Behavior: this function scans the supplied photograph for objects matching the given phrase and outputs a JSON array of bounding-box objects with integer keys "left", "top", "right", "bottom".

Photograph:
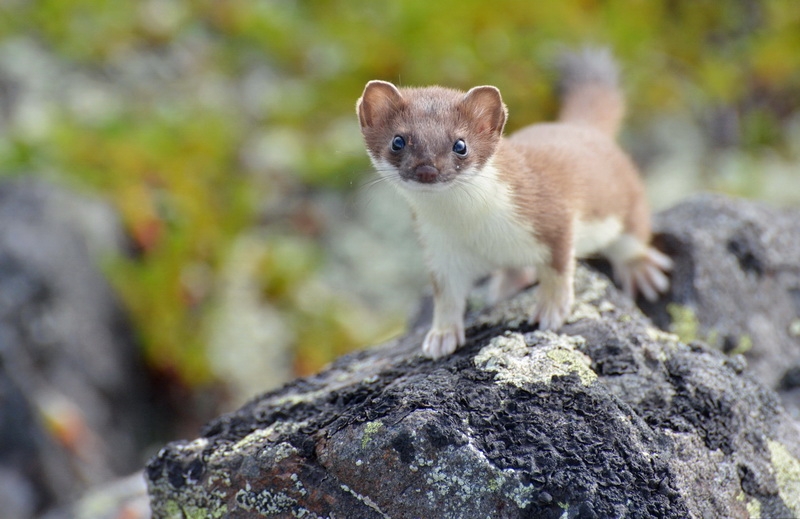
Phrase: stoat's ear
[
  {"left": 357, "top": 80, "right": 404, "bottom": 128},
  {"left": 461, "top": 86, "right": 507, "bottom": 136}
]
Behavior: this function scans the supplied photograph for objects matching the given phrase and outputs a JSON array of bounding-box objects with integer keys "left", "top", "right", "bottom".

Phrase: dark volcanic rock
[
  {"left": 147, "top": 266, "right": 800, "bottom": 518},
  {"left": 642, "top": 194, "right": 800, "bottom": 420}
]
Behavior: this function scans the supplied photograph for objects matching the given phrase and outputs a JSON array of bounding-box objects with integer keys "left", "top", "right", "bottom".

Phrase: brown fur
[{"left": 497, "top": 122, "right": 649, "bottom": 272}]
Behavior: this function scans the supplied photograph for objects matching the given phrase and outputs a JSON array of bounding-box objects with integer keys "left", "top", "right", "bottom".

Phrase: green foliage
[
  {"left": 52, "top": 108, "right": 252, "bottom": 383},
  {"left": 0, "top": 0, "right": 797, "bottom": 386}
]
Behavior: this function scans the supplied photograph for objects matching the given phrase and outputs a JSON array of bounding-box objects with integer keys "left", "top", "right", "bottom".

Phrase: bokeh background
[{"left": 0, "top": 0, "right": 799, "bottom": 516}]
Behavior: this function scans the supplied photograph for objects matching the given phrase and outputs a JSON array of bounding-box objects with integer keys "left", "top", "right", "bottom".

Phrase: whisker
[
  {"left": 352, "top": 172, "right": 402, "bottom": 210},
  {"left": 453, "top": 174, "right": 488, "bottom": 207}
]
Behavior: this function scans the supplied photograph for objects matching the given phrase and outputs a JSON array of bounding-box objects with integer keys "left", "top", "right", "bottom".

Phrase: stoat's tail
[{"left": 557, "top": 48, "right": 625, "bottom": 137}]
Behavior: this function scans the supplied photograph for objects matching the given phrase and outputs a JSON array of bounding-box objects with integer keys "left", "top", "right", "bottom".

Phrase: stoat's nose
[{"left": 414, "top": 164, "right": 439, "bottom": 184}]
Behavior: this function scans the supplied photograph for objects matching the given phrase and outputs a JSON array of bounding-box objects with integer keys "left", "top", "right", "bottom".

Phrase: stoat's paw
[
  {"left": 422, "top": 324, "right": 465, "bottom": 360},
  {"left": 616, "top": 247, "right": 673, "bottom": 302},
  {"left": 530, "top": 285, "right": 573, "bottom": 331}
]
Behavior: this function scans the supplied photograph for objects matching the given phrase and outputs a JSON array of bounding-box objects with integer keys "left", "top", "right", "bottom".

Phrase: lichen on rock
[
  {"left": 474, "top": 331, "right": 596, "bottom": 387},
  {"left": 769, "top": 441, "right": 800, "bottom": 516}
]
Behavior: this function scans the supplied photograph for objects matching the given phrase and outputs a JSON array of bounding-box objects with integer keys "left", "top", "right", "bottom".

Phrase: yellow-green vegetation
[{"left": 0, "top": 1, "right": 798, "bottom": 388}]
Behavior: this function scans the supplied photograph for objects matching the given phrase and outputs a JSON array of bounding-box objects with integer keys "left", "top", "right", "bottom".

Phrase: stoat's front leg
[
  {"left": 529, "top": 231, "right": 575, "bottom": 331},
  {"left": 530, "top": 264, "right": 575, "bottom": 331},
  {"left": 422, "top": 261, "right": 478, "bottom": 359}
]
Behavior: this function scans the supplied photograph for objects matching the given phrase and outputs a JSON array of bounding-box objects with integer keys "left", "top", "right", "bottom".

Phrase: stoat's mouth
[
  {"left": 397, "top": 174, "right": 455, "bottom": 192},
  {"left": 396, "top": 164, "right": 460, "bottom": 191}
]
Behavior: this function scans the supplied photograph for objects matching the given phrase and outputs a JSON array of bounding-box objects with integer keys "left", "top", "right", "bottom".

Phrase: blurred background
[{"left": 0, "top": 0, "right": 798, "bottom": 517}]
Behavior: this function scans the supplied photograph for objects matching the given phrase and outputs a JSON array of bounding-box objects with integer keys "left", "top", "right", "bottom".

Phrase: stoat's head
[{"left": 357, "top": 80, "right": 507, "bottom": 191}]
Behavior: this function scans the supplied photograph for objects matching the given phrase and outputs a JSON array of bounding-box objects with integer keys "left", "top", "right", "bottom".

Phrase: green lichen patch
[
  {"left": 235, "top": 487, "right": 304, "bottom": 517},
  {"left": 147, "top": 437, "right": 234, "bottom": 519},
  {"left": 463, "top": 463, "right": 542, "bottom": 510},
  {"left": 566, "top": 269, "right": 615, "bottom": 323},
  {"left": 735, "top": 490, "right": 762, "bottom": 518},
  {"left": 573, "top": 267, "right": 612, "bottom": 305},
  {"left": 545, "top": 345, "right": 597, "bottom": 386},
  {"left": 667, "top": 303, "right": 700, "bottom": 343},
  {"left": 474, "top": 332, "right": 596, "bottom": 387},
  {"left": 730, "top": 334, "right": 753, "bottom": 355},
  {"left": 271, "top": 387, "right": 333, "bottom": 407},
  {"left": 419, "top": 438, "right": 536, "bottom": 509},
  {"left": 231, "top": 480, "right": 333, "bottom": 518},
  {"left": 361, "top": 420, "right": 384, "bottom": 449},
  {"left": 566, "top": 277, "right": 612, "bottom": 322},
  {"left": 339, "top": 483, "right": 391, "bottom": 519},
  {"left": 151, "top": 485, "right": 229, "bottom": 519},
  {"left": 567, "top": 301, "right": 603, "bottom": 324},
  {"left": 222, "top": 420, "right": 305, "bottom": 461},
  {"left": 747, "top": 498, "right": 762, "bottom": 519},
  {"left": 768, "top": 440, "right": 800, "bottom": 516},
  {"left": 666, "top": 304, "right": 746, "bottom": 354},
  {"left": 271, "top": 442, "right": 300, "bottom": 463}
]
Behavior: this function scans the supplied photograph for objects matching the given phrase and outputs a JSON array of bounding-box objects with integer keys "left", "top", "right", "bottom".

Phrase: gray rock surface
[
  {"left": 0, "top": 180, "right": 157, "bottom": 518},
  {"left": 641, "top": 194, "right": 800, "bottom": 419},
  {"left": 146, "top": 264, "right": 800, "bottom": 518}
]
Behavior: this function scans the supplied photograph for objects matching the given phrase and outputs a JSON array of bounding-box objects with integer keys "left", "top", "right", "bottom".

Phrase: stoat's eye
[
  {"left": 452, "top": 139, "right": 467, "bottom": 157},
  {"left": 390, "top": 135, "right": 406, "bottom": 152}
]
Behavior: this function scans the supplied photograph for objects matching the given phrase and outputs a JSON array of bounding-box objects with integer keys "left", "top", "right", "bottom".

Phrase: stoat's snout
[{"left": 407, "top": 164, "right": 439, "bottom": 184}]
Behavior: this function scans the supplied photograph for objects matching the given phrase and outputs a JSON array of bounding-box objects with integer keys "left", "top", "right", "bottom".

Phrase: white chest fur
[{"left": 396, "top": 163, "right": 551, "bottom": 277}]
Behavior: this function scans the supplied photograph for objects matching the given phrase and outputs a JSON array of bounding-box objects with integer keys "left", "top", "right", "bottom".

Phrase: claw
[
  {"left": 614, "top": 246, "right": 672, "bottom": 301},
  {"left": 530, "top": 277, "right": 573, "bottom": 331},
  {"left": 532, "top": 301, "right": 570, "bottom": 331},
  {"left": 646, "top": 247, "right": 673, "bottom": 271},
  {"left": 634, "top": 268, "right": 658, "bottom": 301},
  {"left": 422, "top": 324, "right": 465, "bottom": 359},
  {"left": 644, "top": 263, "right": 669, "bottom": 293}
]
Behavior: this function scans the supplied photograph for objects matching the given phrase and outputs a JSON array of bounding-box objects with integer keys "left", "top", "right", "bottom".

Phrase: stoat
[{"left": 356, "top": 49, "right": 672, "bottom": 359}]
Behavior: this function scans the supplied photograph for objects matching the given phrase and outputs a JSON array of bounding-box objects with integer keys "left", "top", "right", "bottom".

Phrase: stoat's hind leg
[
  {"left": 487, "top": 266, "right": 538, "bottom": 305},
  {"left": 605, "top": 234, "right": 673, "bottom": 301}
]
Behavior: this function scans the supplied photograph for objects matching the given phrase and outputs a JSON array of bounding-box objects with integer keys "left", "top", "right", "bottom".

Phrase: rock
[
  {"left": 0, "top": 180, "right": 159, "bottom": 517},
  {"left": 146, "top": 265, "right": 800, "bottom": 518},
  {"left": 641, "top": 194, "right": 800, "bottom": 420}
]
